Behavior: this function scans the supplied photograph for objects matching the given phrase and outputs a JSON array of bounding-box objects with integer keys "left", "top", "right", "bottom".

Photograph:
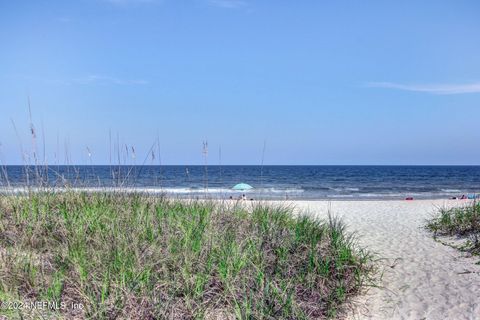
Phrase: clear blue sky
[{"left": 1, "top": 0, "right": 479, "bottom": 165}]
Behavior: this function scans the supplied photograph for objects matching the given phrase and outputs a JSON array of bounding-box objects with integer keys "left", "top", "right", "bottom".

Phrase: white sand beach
[{"left": 290, "top": 200, "right": 480, "bottom": 320}]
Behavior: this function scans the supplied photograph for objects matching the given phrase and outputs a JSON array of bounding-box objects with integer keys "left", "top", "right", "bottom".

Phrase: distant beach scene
[{"left": 2, "top": 165, "right": 480, "bottom": 200}]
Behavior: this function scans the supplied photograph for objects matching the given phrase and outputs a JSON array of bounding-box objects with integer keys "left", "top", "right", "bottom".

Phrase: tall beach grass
[
  {"left": 426, "top": 201, "right": 480, "bottom": 255},
  {"left": 0, "top": 192, "right": 375, "bottom": 319}
]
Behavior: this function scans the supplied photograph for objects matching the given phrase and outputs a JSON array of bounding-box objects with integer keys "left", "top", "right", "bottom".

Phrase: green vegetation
[
  {"left": 0, "top": 192, "right": 375, "bottom": 319},
  {"left": 426, "top": 201, "right": 480, "bottom": 255}
]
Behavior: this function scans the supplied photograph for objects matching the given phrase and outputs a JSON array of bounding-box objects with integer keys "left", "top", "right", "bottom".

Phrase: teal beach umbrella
[{"left": 232, "top": 183, "right": 253, "bottom": 191}]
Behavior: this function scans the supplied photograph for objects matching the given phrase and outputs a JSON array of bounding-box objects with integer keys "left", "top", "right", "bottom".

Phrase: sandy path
[{"left": 290, "top": 200, "right": 480, "bottom": 320}]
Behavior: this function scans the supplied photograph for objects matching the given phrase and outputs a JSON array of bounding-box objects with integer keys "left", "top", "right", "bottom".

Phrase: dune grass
[
  {"left": 426, "top": 201, "right": 480, "bottom": 255},
  {"left": 0, "top": 192, "right": 374, "bottom": 319}
]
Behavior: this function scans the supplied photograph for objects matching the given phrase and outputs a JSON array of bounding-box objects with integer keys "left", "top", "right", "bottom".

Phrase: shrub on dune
[{"left": 0, "top": 193, "right": 375, "bottom": 319}]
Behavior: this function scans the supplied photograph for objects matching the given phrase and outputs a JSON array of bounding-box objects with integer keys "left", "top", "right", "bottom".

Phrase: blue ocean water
[{"left": 1, "top": 165, "right": 480, "bottom": 200}]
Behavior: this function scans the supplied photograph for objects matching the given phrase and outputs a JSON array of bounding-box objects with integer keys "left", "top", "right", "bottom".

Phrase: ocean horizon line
[{"left": 2, "top": 164, "right": 480, "bottom": 167}]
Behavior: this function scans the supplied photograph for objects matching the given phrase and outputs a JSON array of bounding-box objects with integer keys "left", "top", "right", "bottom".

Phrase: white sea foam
[
  {"left": 330, "top": 187, "right": 360, "bottom": 192},
  {"left": 0, "top": 186, "right": 305, "bottom": 195}
]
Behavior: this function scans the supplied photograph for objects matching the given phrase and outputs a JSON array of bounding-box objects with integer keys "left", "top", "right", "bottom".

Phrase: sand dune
[{"left": 291, "top": 200, "right": 480, "bottom": 320}]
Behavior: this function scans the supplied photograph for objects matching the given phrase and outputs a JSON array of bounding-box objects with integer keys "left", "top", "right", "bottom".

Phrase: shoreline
[{"left": 0, "top": 186, "right": 477, "bottom": 202}]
